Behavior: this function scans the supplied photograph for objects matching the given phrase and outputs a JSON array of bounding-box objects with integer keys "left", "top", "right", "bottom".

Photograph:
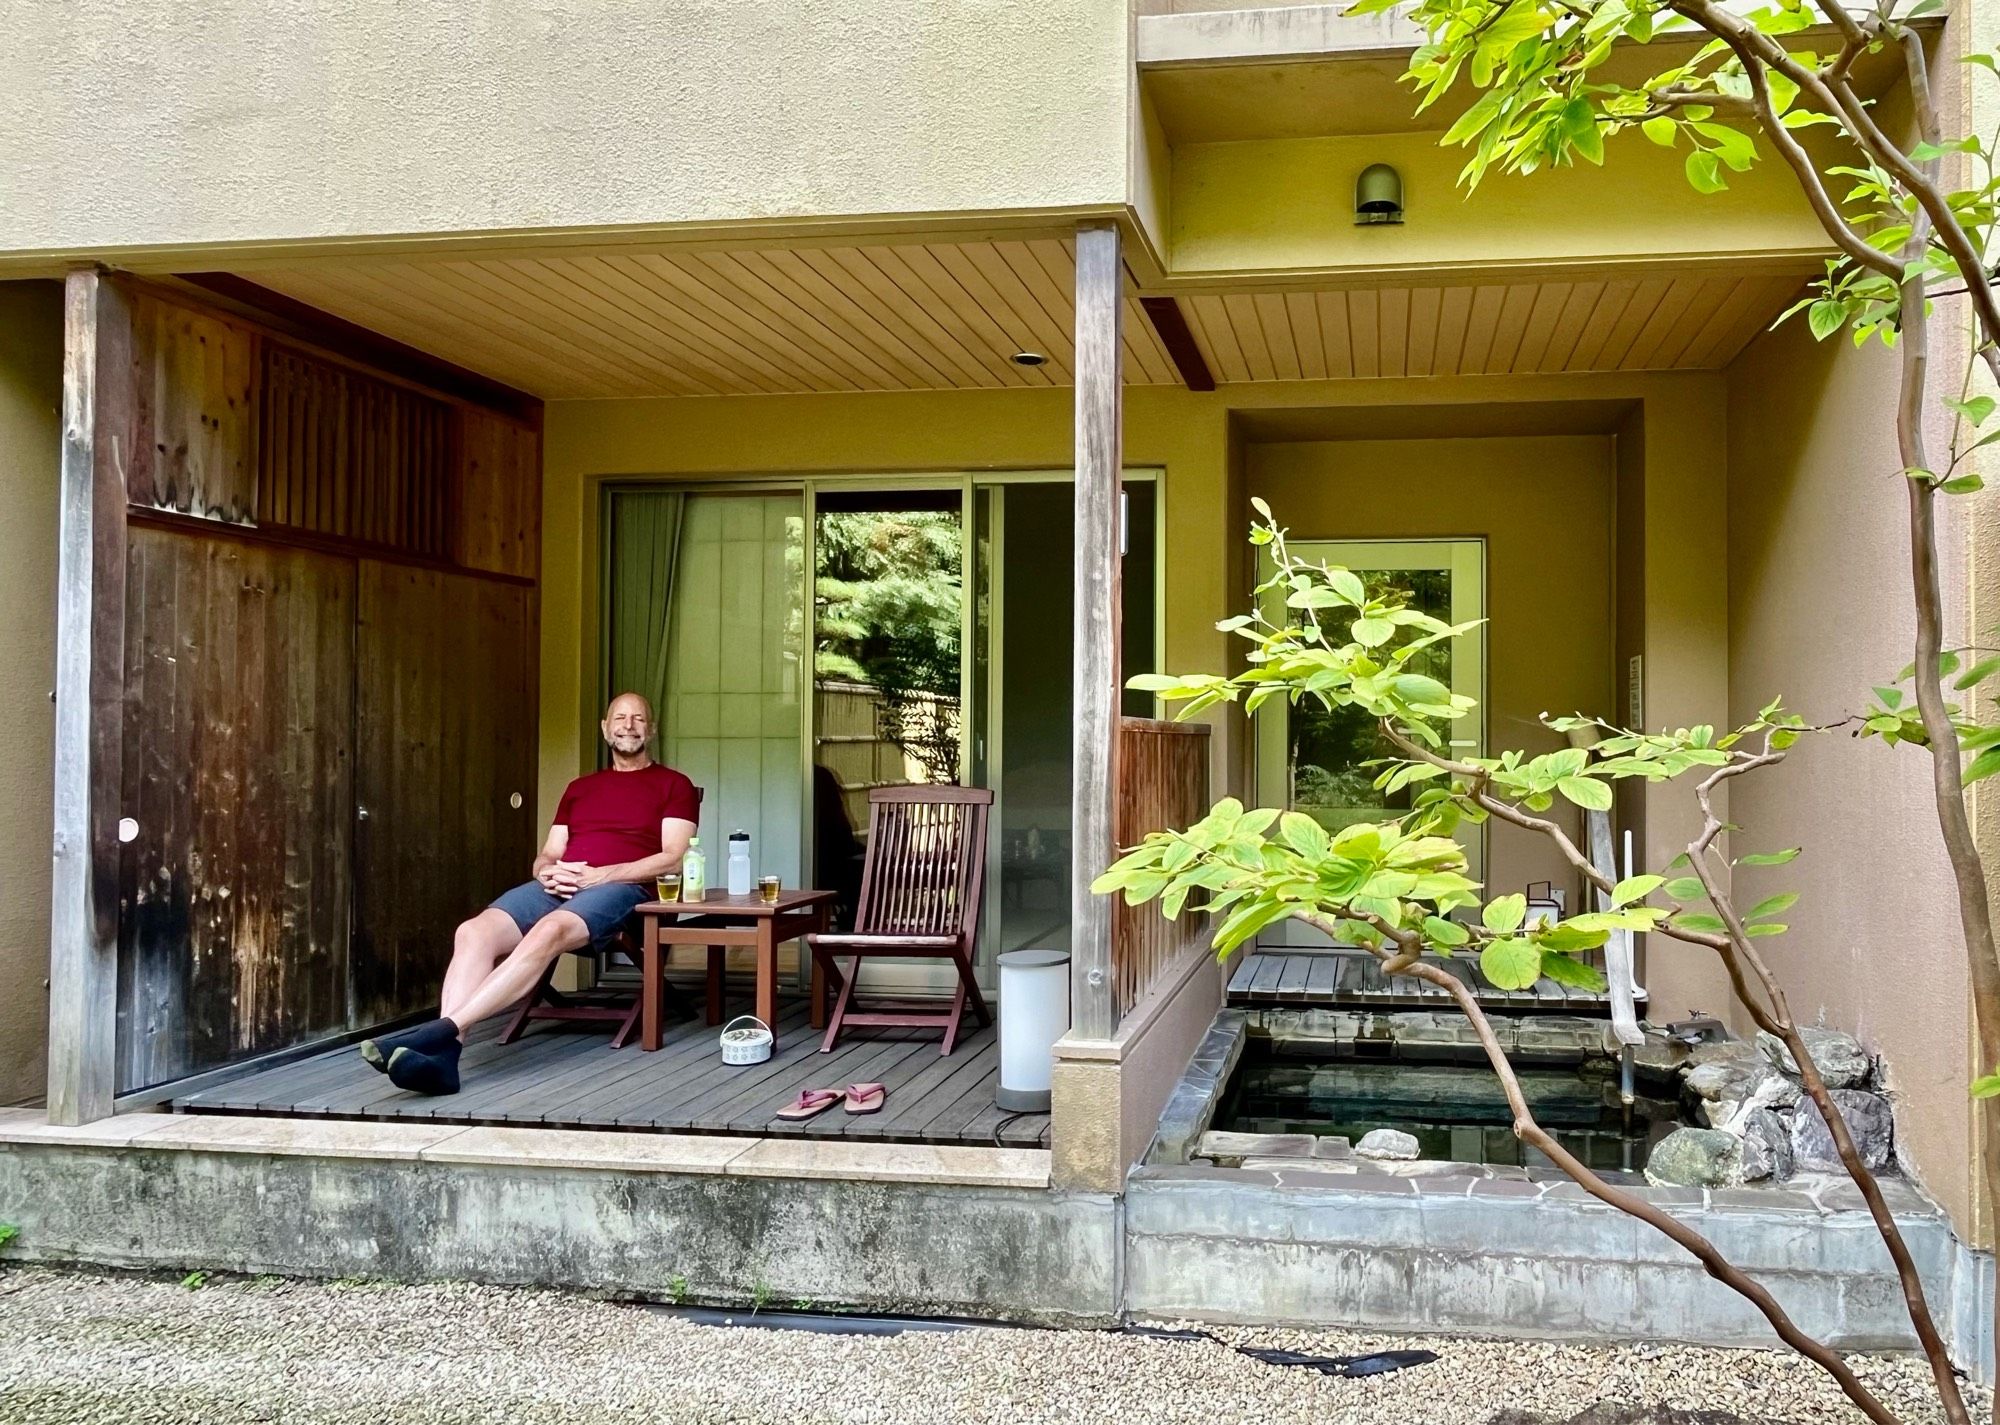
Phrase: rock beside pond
[
  {"left": 1355, "top": 1128, "right": 1421, "bottom": 1161},
  {"left": 1737, "top": 1107, "right": 1793, "bottom": 1183},
  {"left": 1757, "top": 1027, "right": 1870, "bottom": 1089},
  {"left": 1789, "top": 1088, "right": 1894, "bottom": 1172},
  {"left": 1193, "top": 1130, "right": 1315, "bottom": 1167},
  {"left": 1697, "top": 1066, "right": 1800, "bottom": 1131},
  {"left": 1644, "top": 1127, "right": 1741, "bottom": 1188}
]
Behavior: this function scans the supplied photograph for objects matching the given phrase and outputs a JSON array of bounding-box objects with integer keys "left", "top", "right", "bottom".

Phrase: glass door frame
[
  {"left": 1251, "top": 536, "right": 1488, "bottom": 947},
  {"left": 600, "top": 468, "right": 1167, "bottom": 996}
]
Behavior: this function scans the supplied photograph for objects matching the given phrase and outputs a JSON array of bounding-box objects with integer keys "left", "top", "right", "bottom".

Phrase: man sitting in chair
[{"left": 358, "top": 691, "right": 700, "bottom": 1095}]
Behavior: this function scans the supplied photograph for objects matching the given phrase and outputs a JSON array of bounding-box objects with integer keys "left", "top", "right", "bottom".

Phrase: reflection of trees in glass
[
  {"left": 1290, "top": 568, "right": 1452, "bottom": 821},
  {"left": 815, "top": 511, "right": 964, "bottom": 782}
]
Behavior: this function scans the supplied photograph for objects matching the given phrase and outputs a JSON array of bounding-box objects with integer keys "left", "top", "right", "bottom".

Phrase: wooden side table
[{"left": 634, "top": 888, "right": 838, "bottom": 1051}]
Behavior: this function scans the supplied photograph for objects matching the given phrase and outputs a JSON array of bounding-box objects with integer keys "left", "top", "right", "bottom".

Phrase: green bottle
[{"left": 681, "top": 837, "right": 706, "bottom": 901}]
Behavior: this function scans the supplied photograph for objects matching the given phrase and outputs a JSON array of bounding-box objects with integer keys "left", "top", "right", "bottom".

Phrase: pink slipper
[
  {"left": 844, "top": 1082, "right": 886, "bottom": 1115},
  {"left": 775, "top": 1088, "right": 844, "bottom": 1121}
]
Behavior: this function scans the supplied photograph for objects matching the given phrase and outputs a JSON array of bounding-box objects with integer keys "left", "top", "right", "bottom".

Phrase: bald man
[{"left": 360, "top": 691, "right": 700, "bottom": 1094}]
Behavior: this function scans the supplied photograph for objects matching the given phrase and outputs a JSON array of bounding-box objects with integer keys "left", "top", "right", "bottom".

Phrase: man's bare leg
[
  {"left": 439, "top": 909, "right": 525, "bottom": 1023},
  {"left": 433, "top": 910, "right": 592, "bottom": 1042},
  {"left": 377, "top": 912, "right": 592, "bottom": 1097}
]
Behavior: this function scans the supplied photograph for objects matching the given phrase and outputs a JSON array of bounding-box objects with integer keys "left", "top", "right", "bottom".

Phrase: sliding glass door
[
  {"left": 606, "top": 491, "right": 807, "bottom": 895},
  {"left": 604, "top": 473, "right": 1159, "bottom": 995}
]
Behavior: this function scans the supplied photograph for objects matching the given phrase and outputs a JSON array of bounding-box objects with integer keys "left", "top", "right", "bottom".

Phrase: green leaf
[
  {"left": 1744, "top": 922, "right": 1788, "bottom": 937},
  {"left": 1641, "top": 116, "right": 1677, "bottom": 148},
  {"left": 1478, "top": 937, "right": 1542, "bottom": 991},
  {"left": 1747, "top": 891, "right": 1799, "bottom": 920},
  {"left": 1556, "top": 776, "right": 1613, "bottom": 811},
  {"left": 1391, "top": 672, "right": 1453, "bottom": 708},
  {"left": 1671, "top": 912, "right": 1728, "bottom": 933},
  {"left": 1611, "top": 874, "right": 1664, "bottom": 907},
  {"left": 1538, "top": 952, "right": 1609, "bottom": 993},
  {"left": 1972, "top": 1070, "right": 2000, "bottom": 1099},
  {"left": 1942, "top": 474, "right": 1985, "bottom": 494},
  {"left": 1278, "top": 810, "right": 1330, "bottom": 860},
  {"left": 1663, "top": 876, "right": 1707, "bottom": 901},
  {"left": 1351, "top": 616, "right": 1396, "bottom": 647},
  {"left": 1955, "top": 656, "right": 2000, "bottom": 690},
  {"left": 1737, "top": 848, "right": 1801, "bottom": 866},
  {"left": 1482, "top": 893, "right": 1527, "bottom": 933},
  {"left": 1685, "top": 148, "right": 1727, "bottom": 194},
  {"left": 1947, "top": 394, "right": 1997, "bottom": 426},
  {"left": 1808, "top": 300, "right": 1847, "bottom": 342},
  {"left": 1425, "top": 915, "right": 1470, "bottom": 947},
  {"left": 1963, "top": 745, "right": 2000, "bottom": 786},
  {"left": 1328, "top": 569, "right": 1366, "bottom": 605}
]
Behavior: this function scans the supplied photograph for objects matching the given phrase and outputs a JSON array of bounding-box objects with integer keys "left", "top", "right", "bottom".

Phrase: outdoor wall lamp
[{"left": 1356, "top": 163, "right": 1405, "bottom": 225}]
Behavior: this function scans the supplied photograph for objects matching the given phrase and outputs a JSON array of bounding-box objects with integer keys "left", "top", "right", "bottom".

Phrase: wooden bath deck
[
  {"left": 1227, "top": 948, "right": 1641, "bottom": 1014},
  {"left": 172, "top": 999, "right": 1049, "bottom": 1148}
]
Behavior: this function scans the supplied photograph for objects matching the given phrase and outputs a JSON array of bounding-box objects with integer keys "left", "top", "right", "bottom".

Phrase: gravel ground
[{"left": 0, "top": 1267, "right": 1985, "bottom": 1425}]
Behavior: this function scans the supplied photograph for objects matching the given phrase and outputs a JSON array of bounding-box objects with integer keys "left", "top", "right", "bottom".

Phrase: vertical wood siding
[
  {"left": 257, "top": 343, "right": 454, "bottom": 557},
  {"left": 350, "top": 563, "right": 535, "bottom": 1027},
  {"left": 126, "top": 295, "right": 258, "bottom": 521},
  {"left": 102, "top": 276, "right": 542, "bottom": 1091},
  {"left": 1113, "top": 718, "right": 1211, "bottom": 1016},
  {"left": 117, "top": 528, "right": 356, "bottom": 1090}
]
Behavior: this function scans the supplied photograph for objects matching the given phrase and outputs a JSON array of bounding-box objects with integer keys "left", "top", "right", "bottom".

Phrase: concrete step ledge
[{"left": 0, "top": 1109, "right": 1050, "bottom": 1189}]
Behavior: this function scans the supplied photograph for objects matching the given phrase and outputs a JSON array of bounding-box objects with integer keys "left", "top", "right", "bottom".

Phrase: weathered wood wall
[
  {"left": 99, "top": 277, "right": 542, "bottom": 1094},
  {"left": 352, "top": 564, "right": 535, "bottom": 1025},
  {"left": 118, "top": 529, "right": 356, "bottom": 1087}
]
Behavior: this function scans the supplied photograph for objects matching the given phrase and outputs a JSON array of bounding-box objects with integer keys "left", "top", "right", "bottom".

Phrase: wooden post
[
  {"left": 1071, "top": 222, "right": 1123, "bottom": 1041},
  {"left": 48, "top": 270, "right": 130, "bottom": 1124}
]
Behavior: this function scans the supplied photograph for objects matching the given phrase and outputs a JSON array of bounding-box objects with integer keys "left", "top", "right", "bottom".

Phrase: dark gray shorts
[{"left": 488, "top": 880, "right": 649, "bottom": 946}]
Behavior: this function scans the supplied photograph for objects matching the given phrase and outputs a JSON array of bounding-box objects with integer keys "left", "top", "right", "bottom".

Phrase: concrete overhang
[{"left": 1139, "top": 3, "right": 1936, "bottom": 144}]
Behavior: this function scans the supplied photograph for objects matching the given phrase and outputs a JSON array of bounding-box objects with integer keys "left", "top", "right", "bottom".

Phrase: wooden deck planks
[
  {"left": 170, "top": 999, "right": 1042, "bottom": 1149},
  {"left": 1226, "top": 949, "right": 1617, "bottom": 1015}
]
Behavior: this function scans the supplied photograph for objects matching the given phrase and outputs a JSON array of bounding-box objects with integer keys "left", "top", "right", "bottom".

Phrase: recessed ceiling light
[{"left": 1011, "top": 350, "right": 1047, "bottom": 367}]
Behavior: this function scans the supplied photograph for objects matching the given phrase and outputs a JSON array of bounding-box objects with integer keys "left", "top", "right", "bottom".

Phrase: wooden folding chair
[
  {"left": 499, "top": 785, "right": 705, "bottom": 1047},
  {"left": 807, "top": 784, "right": 994, "bottom": 1055}
]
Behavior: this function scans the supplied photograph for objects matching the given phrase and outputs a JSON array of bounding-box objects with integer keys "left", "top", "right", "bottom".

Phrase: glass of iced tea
[
  {"left": 656, "top": 871, "right": 682, "bottom": 903},
  {"left": 757, "top": 874, "right": 781, "bottom": 904}
]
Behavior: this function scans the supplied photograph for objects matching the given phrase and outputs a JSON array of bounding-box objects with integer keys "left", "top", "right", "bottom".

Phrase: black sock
[
  {"left": 386, "top": 1040, "right": 462, "bottom": 1096},
  {"left": 360, "top": 1017, "right": 461, "bottom": 1073}
]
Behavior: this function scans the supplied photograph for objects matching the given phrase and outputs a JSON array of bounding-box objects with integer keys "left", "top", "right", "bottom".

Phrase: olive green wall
[
  {"left": 1724, "top": 314, "right": 1978, "bottom": 1239},
  {"left": 1246, "top": 434, "right": 1617, "bottom": 900},
  {"left": 0, "top": 280, "right": 61, "bottom": 1105},
  {"left": 540, "top": 372, "right": 1729, "bottom": 922}
]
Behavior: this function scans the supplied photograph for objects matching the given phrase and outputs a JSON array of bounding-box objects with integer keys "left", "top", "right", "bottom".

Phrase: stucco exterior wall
[
  {"left": 0, "top": 0, "right": 1130, "bottom": 263},
  {"left": 1246, "top": 434, "right": 1617, "bottom": 898},
  {"left": 1724, "top": 315, "right": 1978, "bottom": 1239},
  {"left": 0, "top": 280, "right": 61, "bottom": 1105}
]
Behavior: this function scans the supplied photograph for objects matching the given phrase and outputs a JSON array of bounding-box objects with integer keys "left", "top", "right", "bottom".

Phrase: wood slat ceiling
[
  {"left": 1178, "top": 272, "right": 1805, "bottom": 383},
  {"left": 239, "top": 243, "right": 1803, "bottom": 398},
  {"left": 248, "top": 240, "right": 1179, "bottom": 400}
]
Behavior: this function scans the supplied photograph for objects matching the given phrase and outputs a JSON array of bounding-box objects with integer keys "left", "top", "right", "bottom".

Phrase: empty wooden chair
[{"left": 807, "top": 784, "right": 994, "bottom": 1055}]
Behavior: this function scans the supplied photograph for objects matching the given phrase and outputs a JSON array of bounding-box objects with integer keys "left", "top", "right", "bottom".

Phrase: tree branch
[
  {"left": 1291, "top": 907, "right": 1904, "bottom": 1425},
  {"left": 1683, "top": 740, "right": 1971, "bottom": 1425}
]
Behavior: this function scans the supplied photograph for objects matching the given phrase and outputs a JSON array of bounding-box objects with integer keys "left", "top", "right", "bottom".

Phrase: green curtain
[{"left": 607, "top": 491, "right": 686, "bottom": 756}]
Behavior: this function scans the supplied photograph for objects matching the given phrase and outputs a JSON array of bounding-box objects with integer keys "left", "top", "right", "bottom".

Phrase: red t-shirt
[{"left": 554, "top": 763, "right": 701, "bottom": 868}]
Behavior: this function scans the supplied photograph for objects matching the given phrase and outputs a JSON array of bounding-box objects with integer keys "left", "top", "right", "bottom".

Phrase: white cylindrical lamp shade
[{"left": 997, "top": 949, "right": 1071, "bottom": 1112}]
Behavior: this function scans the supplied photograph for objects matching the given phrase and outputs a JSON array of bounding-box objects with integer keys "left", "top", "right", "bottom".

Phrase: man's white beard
[{"left": 611, "top": 735, "right": 647, "bottom": 754}]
